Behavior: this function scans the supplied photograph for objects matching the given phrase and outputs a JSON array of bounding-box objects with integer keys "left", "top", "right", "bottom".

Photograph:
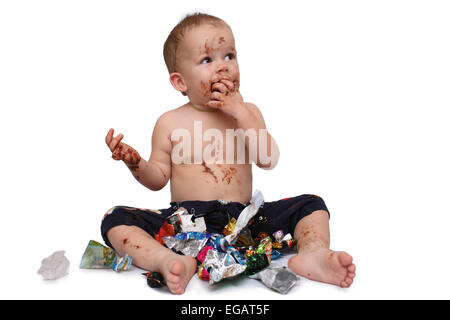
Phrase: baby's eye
[
  {"left": 201, "top": 57, "right": 211, "bottom": 64},
  {"left": 225, "top": 53, "right": 235, "bottom": 61}
]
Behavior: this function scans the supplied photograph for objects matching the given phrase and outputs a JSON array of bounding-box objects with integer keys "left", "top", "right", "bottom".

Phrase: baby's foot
[
  {"left": 288, "top": 248, "right": 356, "bottom": 288},
  {"left": 160, "top": 253, "right": 197, "bottom": 294}
]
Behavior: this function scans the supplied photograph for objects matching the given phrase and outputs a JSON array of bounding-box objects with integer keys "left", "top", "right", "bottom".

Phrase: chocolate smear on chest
[
  {"left": 221, "top": 167, "right": 237, "bottom": 184},
  {"left": 201, "top": 161, "right": 218, "bottom": 183}
]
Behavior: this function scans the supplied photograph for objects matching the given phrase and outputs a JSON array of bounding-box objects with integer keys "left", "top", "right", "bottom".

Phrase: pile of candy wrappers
[{"left": 80, "top": 190, "right": 300, "bottom": 294}]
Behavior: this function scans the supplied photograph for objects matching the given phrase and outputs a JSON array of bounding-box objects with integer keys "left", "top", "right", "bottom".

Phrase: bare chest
[{"left": 169, "top": 117, "right": 252, "bottom": 165}]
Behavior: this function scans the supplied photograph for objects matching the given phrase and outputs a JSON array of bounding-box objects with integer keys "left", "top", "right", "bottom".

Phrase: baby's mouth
[{"left": 210, "top": 76, "right": 234, "bottom": 93}]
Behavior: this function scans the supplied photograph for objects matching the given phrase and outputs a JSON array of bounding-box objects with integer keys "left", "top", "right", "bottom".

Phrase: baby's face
[{"left": 176, "top": 24, "right": 240, "bottom": 105}]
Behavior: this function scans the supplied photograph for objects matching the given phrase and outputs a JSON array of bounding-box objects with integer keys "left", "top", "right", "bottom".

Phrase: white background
[{"left": 1, "top": 0, "right": 449, "bottom": 299}]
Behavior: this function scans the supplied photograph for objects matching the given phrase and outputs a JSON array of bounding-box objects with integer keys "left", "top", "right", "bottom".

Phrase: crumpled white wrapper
[
  {"left": 225, "top": 189, "right": 264, "bottom": 245},
  {"left": 37, "top": 250, "right": 70, "bottom": 280}
]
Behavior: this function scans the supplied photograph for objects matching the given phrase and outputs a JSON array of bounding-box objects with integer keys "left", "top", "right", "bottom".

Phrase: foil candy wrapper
[
  {"left": 256, "top": 236, "right": 272, "bottom": 256},
  {"left": 197, "top": 262, "right": 210, "bottom": 281},
  {"left": 166, "top": 207, "right": 188, "bottom": 234},
  {"left": 211, "top": 234, "right": 231, "bottom": 252},
  {"left": 273, "top": 230, "right": 285, "bottom": 241},
  {"left": 197, "top": 246, "right": 214, "bottom": 263},
  {"left": 225, "top": 189, "right": 264, "bottom": 245},
  {"left": 249, "top": 264, "right": 300, "bottom": 294},
  {"left": 203, "top": 249, "right": 247, "bottom": 284},
  {"left": 244, "top": 253, "right": 270, "bottom": 275},
  {"left": 222, "top": 217, "right": 237, "bottom": 236},
  {"left": 79, "top": 240, "right": 132, "bottom": 272},
  {"left": 163, "top": 232, "right": 211, "bottom": 257}
]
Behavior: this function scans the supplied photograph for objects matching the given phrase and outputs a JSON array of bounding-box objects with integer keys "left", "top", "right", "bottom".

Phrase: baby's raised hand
[
  {"left": 105, "top": 128, "right": 141, "bottom": 168},
  {"left": 206, "top": 79, "right": 244, "bottom": 117}
]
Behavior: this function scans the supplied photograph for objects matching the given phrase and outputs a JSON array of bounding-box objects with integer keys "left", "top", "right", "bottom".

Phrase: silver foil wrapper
[
  {"left": 249, "top": 264, "right": 300, "bottom": 294},
  {"left": 163, "top": 235, "right": 209, "bottom": 257},
  {"left": 204, "top": 249, "right": 247, "bottom": 284}
]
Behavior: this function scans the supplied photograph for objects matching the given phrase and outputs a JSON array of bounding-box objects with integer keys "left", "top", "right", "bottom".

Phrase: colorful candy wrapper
[
  {"left": 197, "top": 262, "right": 210, "bottom": 281},
  {"left": 203, "top": 249, "right": 247, "bottom": 284},
  {"left": 256, "top": 236, "right": 272, "bottom": 257},
  {"left": 273, "top": 230, "right": 285, "bottom": 241},
  {"left": 166, "top": 207, "right": 188, "bottom": 234},
  {"left": 153, "top": 221, "right": 176, "bottom": 245},
  {"left": 225, "top": 189, "right": 264, "bottom": 245},
  {"left": 244, "top": 253, "right": 270, "bottom": 275},
  {"left": 163, "top": 232, "right": 211, "bottom": 257},
  {"left": 112, "top": 254, "right": 133, "bottom": 272},
  {"left": 233, "top": 226, "right": 254, "bottom": 248},
  {"left": 211, "top": 234, "right": 230, "bottom": 253},
  {"left": 273, "top": 239, "right": 297, "bottom": 251},
  {"left": 222, "top": 217, "right": 237, "bottom": 236},
  {"left": 167, "top": 207, "right": 207, "bottom": 233},
  {"left": 248, "top": 264, "right": 300, "bottom": 294},
  {"left": 79, "top": 240, "right": 132, "bottom": 272},
  {"left": 271, "top": 250, "right": 281, "bottom": 260}
]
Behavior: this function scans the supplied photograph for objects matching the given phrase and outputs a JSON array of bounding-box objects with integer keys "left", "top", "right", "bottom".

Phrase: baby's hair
[{"left": 163, "top": 12, "right": 228, "bottom": 74}]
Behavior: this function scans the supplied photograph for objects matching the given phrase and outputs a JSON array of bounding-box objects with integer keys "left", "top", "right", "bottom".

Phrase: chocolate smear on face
[
  {"left": 200, "top": 80, "right": 210, "bottom": 98},
  {"left": 204, "top": 41, "right": 212, "bottom": 54}
]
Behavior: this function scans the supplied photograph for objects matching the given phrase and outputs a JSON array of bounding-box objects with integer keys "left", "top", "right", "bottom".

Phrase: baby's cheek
[{"left": 200, "top": 80, "right": 210, "bottom": 98}]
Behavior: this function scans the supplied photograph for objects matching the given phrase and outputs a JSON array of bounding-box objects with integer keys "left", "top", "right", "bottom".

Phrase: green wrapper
[{"left": 79, "top": 240, "right": 132, "bottom": 271}]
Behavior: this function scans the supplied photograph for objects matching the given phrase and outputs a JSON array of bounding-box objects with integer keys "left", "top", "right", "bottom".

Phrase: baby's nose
[{"left": 216, "top": 63, "right": 229, "bottom": 74}]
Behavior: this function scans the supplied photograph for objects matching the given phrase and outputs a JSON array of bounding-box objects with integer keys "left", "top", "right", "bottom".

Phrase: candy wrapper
[
  {"left": 225, "top": 189, "right": 264, "bottom": 245},
  {"left": 244, "top": 253, "right": 270, "bottom": 275},
  {"left": 38, "top": 250, "right": 70, "bottom": 280},
  {"left": 203, "top": 249, "right": 247, "bottom": 284},
  {"left": 166, "top": 207, "right": 188, "bottom": 234},
  {"left": 248, "top": 264, "right": 300, "bottom": 294},
  {"left": 163, "top": 232, "right": 211, "bottom": 257},
  {"left": 272, "top": 233, "right": 297, "bottom": 252},
  {"left": 79, "top": 240, "right": 132, "bottom": 272}
]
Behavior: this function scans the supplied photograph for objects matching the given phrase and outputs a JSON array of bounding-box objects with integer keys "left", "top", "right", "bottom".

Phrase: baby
[{"left": 102, "top": 13, "right": 355, "bottom": 294}]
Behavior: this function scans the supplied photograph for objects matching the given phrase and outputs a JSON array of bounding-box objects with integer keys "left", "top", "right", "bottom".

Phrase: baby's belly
[{"left": 170, "top": 163, "right": 252, "bottom": 204}]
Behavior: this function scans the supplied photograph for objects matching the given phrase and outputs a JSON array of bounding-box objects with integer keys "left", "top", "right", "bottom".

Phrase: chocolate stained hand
[
  {"left": 206, "top": 79, "right": 243, "bottom": 117},
  {"left": 105, "top": 128, "right": 141, "bottom": 169},
  {"left": 112, "top": 142, "right": 141, "bottom": 169}
]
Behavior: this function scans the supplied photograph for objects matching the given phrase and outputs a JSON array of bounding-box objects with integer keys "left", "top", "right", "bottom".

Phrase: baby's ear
[{"left": 169, "top": 72, "right": 187, "bottom": 95}]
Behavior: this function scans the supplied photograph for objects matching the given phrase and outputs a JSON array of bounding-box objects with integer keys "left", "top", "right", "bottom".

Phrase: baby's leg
[
  {"left": 287, "top": 210, "right": 356, "bottom": 288},
  {"left": 106, "top": 225, "right": 196, "bottom": 294}
]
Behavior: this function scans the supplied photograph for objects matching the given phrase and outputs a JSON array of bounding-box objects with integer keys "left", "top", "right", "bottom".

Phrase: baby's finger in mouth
[
  {"left": 219, "top": 79, "right": 235, "bottom": 92},
  {"left": 211, "top": 81, "right": 228, "bottom": 94},
  {"left": 210, "top": 91, "right": 224, "bottom": 101}
]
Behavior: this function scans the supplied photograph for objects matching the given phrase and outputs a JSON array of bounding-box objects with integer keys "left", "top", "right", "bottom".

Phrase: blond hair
[{"left": 163, "top": 12, "right": 228, "bottom": 74}]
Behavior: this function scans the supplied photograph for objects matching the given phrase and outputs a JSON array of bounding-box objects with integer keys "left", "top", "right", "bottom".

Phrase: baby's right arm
[{"left": 105, "top": 117, "right": 171, "bottom": 190}]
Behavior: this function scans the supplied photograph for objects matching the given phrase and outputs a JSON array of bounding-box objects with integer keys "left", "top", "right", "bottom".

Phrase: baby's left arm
[{"left": 235, "top": 102, "right": 280, "bottom": 169}]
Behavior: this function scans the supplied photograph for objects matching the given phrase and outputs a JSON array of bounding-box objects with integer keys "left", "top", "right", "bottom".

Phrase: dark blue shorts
[{"left": 100, "top": 194, "right": 329, "bottom": 249}]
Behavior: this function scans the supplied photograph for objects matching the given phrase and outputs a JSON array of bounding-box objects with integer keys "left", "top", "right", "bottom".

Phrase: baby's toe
[
  {"left": 338, "top": 252, "right": 353, "bottom": 267},
  {"left": 348, "top": 263, "right": 356, "bottom": 273}
]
